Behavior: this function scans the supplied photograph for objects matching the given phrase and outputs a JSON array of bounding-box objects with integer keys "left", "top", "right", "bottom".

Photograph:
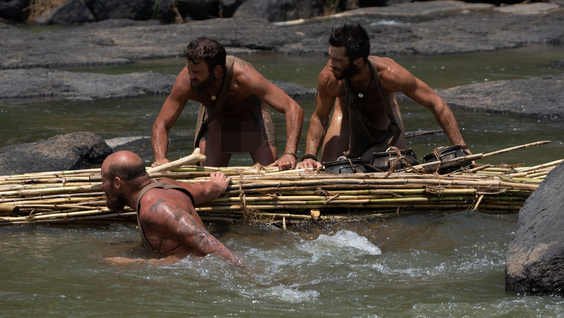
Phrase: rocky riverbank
[{"left": 0, "top": 0, "right": 563, "bottom": 118}]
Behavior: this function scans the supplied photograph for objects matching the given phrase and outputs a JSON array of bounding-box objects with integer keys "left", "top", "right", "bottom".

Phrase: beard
[
  {"left": 105, "top": 188, "right": 126, "bottom": 212},
  {"left": 332, "top": 61, "right": 359, "bottom": 80},
  {"left": 190, "top": 72, "right": 216, "bottom": 96}
]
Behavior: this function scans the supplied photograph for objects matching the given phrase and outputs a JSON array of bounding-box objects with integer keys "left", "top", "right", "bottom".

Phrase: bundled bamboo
[{"left": 0, "top": 142, "right": 558, "bottom": 226}]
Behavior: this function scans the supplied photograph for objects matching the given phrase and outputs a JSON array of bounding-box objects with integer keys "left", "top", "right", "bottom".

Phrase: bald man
[{"left": 101, "top": 151, "right": 239, "bottom": 264}]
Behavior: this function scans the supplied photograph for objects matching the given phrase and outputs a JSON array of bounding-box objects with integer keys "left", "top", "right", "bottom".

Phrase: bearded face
[
  {"left": 332, "top": 59, "right": 359, "bottom": 80},
  {"left": 104, "top": 183, "right": 126, "bottom": 212},
  {"left": 190, "top": 70, "right": 216, "bottom": 96}
]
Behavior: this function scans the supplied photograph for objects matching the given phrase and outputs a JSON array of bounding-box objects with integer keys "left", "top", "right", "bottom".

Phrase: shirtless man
[
  {"left": 101, "top": 150, "right": 239, "bottom": 264},
  {"left": 297, "top": 24, "right": 470, "bottom": 170},
  {"left": 152, "top": 37, "right": 303, "bottom": 171}
]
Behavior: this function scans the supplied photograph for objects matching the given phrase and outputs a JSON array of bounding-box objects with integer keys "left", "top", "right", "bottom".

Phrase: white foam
[{"left": 299, "top": 230, "right": 382, "bottom": 256}]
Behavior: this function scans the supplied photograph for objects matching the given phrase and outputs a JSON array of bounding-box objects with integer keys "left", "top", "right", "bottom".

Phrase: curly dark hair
[
  {"left": 329, "top": 23, "right": 370, "bottom": 63},
  {"left": 185, "top": 37, "right": 227, "bottom": 73}
]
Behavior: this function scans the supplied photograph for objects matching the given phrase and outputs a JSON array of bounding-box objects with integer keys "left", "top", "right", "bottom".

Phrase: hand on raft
[
  {"left": 296, "top": 158, "right": 322, "bottom": 171},
  {"left": 268, "top": 153, "right": 297, "bottom": 171}
]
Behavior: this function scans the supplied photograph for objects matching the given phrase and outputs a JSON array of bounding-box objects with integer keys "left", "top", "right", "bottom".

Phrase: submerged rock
[
  {"left": 0, "top": 132, "right": 112, "bottom": 175},
  {"left": 505, "top": 162, "right": 564, "bottom": 296}
]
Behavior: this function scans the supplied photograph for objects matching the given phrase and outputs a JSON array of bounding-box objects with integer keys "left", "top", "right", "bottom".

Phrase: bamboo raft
[{"left": 0, "top": 141, "right": 560, "bottom": 227}]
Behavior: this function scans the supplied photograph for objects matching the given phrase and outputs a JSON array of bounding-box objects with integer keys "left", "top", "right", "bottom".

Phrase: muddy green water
[{"left": 1, "top": 43, "right": 564, "bottom": 316}]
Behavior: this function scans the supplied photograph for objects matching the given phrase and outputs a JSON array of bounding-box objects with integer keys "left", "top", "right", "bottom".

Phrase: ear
[
  {"left": 213, "top": 65, "right": 222, "bottom": 78},
  {"left": 354, "top": 57, "right": 363, "bottom": 69},
  {"left": 113, "top": 176, "right": 122, "bottom": 190}
]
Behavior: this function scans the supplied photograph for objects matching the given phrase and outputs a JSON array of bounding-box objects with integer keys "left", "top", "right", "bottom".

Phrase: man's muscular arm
[
  {"left": 296, "top": 65, "right": 337, "bottom": 170},
  {"left": 375, "top": 57, "right": 470, "bottom": 153},
  {"left": 152, "top": 67, "right": 192, "bottom": 166},
  {"left": 144, "top": 199, "right": 240, "bottom": 264},
  {"left": 234, "top": 58, "right": 304, "bottom": 170}
]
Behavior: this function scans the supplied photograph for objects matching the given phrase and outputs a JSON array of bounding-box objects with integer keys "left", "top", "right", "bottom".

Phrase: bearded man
[
  {"left": 297, "top": 24, "right": 471, "bottom": 170},
  {"left": 101, "top": 150, "right": 239, "bottom": 264},
  {"left": 152, "top": 37, "right": 303, "bottom": 171}
]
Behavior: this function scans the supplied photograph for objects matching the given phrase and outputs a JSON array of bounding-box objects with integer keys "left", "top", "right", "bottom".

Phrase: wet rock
[
  {"left": 0, "top": 0, "right": 30, "bottom": 21},
  {"left": 431, "top": 74, "right": 564, "bottom": 120},
  {"left": 505, "top": 162, "right": 564, "bottom": 296},
  {"left": 0, "top": 132, "right": 112, "bottom": 175},
  {"left": 34, "top": 0, "right": 96, "bottom": 25},
  {"left": 553, "top": 59, "right": 564, "bottom": 66},
  {"left": 0, "top": 68, "right": 176, "bottom": 99},
  {"left": 270, "top": 80, "right": 317, "bottom": 99}
]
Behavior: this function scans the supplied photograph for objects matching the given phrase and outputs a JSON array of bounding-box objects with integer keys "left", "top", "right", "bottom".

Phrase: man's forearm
[
  {"left": 434, "top": 103, "right": 467, "bottom": 146},
  {"left": 151, "top": 125, "right": 170, "bottom": 162},
  {"left": 284, "top": 107, "right": 304, "bottom": 154},
  {"left": 303, "top": 114, "right": 328, "bottom": 157}
]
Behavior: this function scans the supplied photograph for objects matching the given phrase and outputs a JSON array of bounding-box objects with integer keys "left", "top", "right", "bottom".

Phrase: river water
[{"left": 1, "top": 35, "right": 563, "bottom": 316}]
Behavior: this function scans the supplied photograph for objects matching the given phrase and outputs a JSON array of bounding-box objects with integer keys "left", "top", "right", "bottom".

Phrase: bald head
[{"left": 102, "top": 151, "right": 149, "bottom": 189}]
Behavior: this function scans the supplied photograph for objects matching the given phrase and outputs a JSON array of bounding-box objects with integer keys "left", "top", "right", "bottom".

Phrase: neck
[
  {"left": 126, "top": 179, "right": 152, "bottom": 211},
  {"left": 348, "top": 62, "right": 370, "bottom": 84}
]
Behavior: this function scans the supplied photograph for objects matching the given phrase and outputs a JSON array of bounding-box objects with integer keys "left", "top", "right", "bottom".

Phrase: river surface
[{"left": 1, "top": 37, "right": 564, "bottom": 316}]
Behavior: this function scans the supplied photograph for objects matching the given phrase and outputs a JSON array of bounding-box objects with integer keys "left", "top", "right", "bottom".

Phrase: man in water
[
  {"left": 101, "top": 150, "right": 240, "bottom": 265},
  {"left": 297, "top": 24, "right": 471, "bottom": 170},
  {"left": 152, "top": 37, "right": 303, "bottom": 171}
]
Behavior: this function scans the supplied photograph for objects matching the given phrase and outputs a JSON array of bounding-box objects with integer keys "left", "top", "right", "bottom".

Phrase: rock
[
  {"left": 270, "top": 80, "right": 317, "bottom": 99},
  {"left": 0, "top": 68, "right": 176, "bottom": 99},
  {"left": 84, "top": 0, "right": 155, "bottom": 20},
  {"left": 218, "top": 0, "right": 242, "bottom": 18},
  {"left": 359, "top": 0, "right": 412, "bottom": 6},
  {"left": 177, "top": 0, "right": 219, "bottom": 20},
  {"left": 0, "top": 132, "right": 112, "bottom": 175},
  {"left": 505, "top": 162, "right": 564, "bottom": 296},
  {"left": 0, "top": 68, "right": 316, "bottom": 101},
  {"left": 233, "top": 0, "right": 300, "bottom": 22},
  {"left": 553, "top": 59, "right": 564, "bottom": 66},
  {"left": 295, "top": 0, "right": 324, "bottom": 19},
  {"left": 0, "top": 0, "right": 30, "bottom": 21},
  {"left": 34, "top": 0, "right": 96, "bottom": 25},
  {"left": 493, "top": 2, "right": 562, "bottom": 14},
  {"left": 430, "top": 74, "right": 564, "bottom": 120}
]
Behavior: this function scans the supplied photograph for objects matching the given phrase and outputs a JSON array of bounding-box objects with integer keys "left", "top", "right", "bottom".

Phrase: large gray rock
[
  {"left": 0, "top": 0, "right": 30, "bottom": 21},
  {"left": 0, "top": 132, "right": 112, "bottom": 175},
  {"left": 0, "top": 68, "right": 316, "bottom": 101},
  {"left": 233, "top": 0, "right": 300, "bottom": 22},
  {"left": 505, "top": 162, "right": 564, "bottom": 296},
  {"left": 0, "top": 68, "right": 176, "bottom": 100},
  {"left": 34, "top": 0, "right": 96, "bottom": 25},
  {"left": 431, "top": 74, "right": 564, "bottom": 120},
  {"left": 84, "top": 0, "right": 155, "bottom": 20},
  {"left": 218, "top": 0, "right": 242, "bottom": 18}
]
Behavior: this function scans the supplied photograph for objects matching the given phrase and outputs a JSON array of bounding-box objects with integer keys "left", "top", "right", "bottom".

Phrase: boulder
[
  {"left": 295, "top": 0, "right": 324, "bottom": 19},
  {"left": 84, "top": 0, "right": 155, "bottom": 21},
  {"left": 218, "top": 0, "right": 242, "bottom": 18},
  {"left": 505, "top": 162, "right": 564, "bottom": 296},
  {"left": 33, "top": 0, "right": 95, "bottom": 25},
  {"left": 177, "top": 0, "right": 219, "bottom": 20},
  {"left": 0, "top": 0, "right": 30, "bottom": 21},
  {"left": 0, "top": 132, "right": 112, "bottom": 175},
  {"left": 233, "top": 0, "right": 299, "bottom": 22}
]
